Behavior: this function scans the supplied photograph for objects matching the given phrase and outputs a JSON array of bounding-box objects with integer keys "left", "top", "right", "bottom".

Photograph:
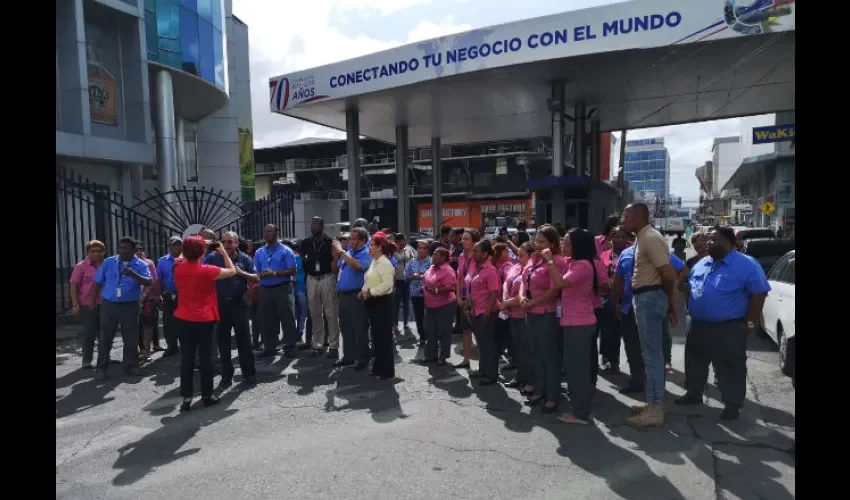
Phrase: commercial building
[
  {"left": 712, "top": 137, "right": 743, "bottom": 197},
  {"left": 623, "top": 138, "right": 672, "bottom": 214},
  {"left": 56, "top": 0, "right": 254, "bottom": 204}
]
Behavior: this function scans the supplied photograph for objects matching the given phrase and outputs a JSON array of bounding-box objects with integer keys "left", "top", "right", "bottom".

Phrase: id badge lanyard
[{"left": 116, "top": 260, "right": 125, "bottom": 298}]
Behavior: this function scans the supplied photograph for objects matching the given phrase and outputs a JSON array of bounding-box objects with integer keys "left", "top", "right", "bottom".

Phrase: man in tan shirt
[{"left": 621, "top": 203, "right": 680, "bottom": 428}]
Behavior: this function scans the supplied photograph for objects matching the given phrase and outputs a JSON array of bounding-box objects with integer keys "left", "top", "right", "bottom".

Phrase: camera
[{"left": 206, "top": 240, "right": 221, "bottom": 252}]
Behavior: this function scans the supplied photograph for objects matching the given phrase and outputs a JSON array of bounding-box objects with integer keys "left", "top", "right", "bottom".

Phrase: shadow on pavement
[
  {"left": 324, "top": 374, "right": 405, "bottom": 424},
  {"left": 111, "top": 391, "right": 240, "bottom": 486},
  {"left": 56, "top": 378, "right": 117, "bottom": 419}
]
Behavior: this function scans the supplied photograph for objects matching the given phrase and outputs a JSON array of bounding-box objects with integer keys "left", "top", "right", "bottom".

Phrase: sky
[{"left": 231, "top": 0, "right": 776, "bottom": 207}]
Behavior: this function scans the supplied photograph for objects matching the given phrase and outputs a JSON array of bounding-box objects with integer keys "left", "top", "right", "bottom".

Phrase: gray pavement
[{"left": 56, "top": 315, "right": 794, "bottom": 500}]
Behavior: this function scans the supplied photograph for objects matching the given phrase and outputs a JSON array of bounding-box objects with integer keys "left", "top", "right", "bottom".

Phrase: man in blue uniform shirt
[
  {"left": 254, "top": 224, "right": 299, "bottom": 359},
  {"left": 90, "top": 236, "right": 153, "bottom": 380},
  {"left": 156, "top": 236, "right": 183, "bottom": 356},
  {"left": 205, "top": 231, "right": 258, "bottom": 387},
  {"left": 332, "top": 227, "right": 373, "bottom": 369},
  {"left": 676, "top": 226, "right": 771, "bottom": 421}
]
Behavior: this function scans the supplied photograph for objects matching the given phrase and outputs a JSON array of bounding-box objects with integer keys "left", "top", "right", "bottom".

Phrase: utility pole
[{"left": 616, "top": 129, "right": 627, "bottom": 210}]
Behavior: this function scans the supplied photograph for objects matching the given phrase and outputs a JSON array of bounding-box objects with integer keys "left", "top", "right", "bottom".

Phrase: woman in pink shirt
[
  {"left": 500, "top": 241, "right": 534, "bottom": 391},
  {"left": 519, "top": 225, "right": 567, "bottom": 412},
  {"left": 421, "top": 247, "right": 457, "bottom": 365},
  {"left": 463, "top": 240, "right": 502, "bottom": 384},
  {"left": 69, "top": 240, "right": 106, "bottom": 369},
  {"left": 544, "top": 228, "right": 606, "bottom": 425},
  {"left": 454, "top": 229, "right": 481, "bottom": 369},
  {"left": 491, "top": 242, "right": 514, "bottom": 367},
  {"left": 595, "top": 214, "right": 622, "bottom": 257}
]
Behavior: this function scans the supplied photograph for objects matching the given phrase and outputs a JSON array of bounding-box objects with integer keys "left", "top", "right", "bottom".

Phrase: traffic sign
[{"left": 760, "top": 201, "right": 776, "bottom": 216}]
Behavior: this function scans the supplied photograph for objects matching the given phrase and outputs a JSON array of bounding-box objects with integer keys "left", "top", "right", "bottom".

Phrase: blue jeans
[
  {"left": 632, "top": 288, "right": 668, "bottom": 405},
  {"left": 394, "top": 280, "right": 410, "bottom": 326},
  {"left": 295, "top": 289, "right": 308, "bottom": 338}
]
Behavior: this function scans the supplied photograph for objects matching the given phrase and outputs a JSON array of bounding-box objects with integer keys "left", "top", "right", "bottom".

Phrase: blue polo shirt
[
  {"left": 204, "top": 251, "right": 255, "bottom": 299},
  {"left": 156, "top": 254, "right": 179, "bottom": 294},
  {"left": 615, "top": 247, "right": 686, "bottom": 315},
  {"left": 337, "top": 245, "right": 373, "bottom": 293},
  {"left": 687, "top": 250, "right": 771, "bottom": 322},
  {"left": 254, "top": 242, "right": 297, "bottom": 287},
  {"left": 94, "top": 255, "right": 152, "bottom": 303}
]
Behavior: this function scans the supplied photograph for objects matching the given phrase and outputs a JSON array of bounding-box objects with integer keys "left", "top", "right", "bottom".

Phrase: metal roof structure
[{"left": 269, "top": 0, "right": 795, "bottom": 147}]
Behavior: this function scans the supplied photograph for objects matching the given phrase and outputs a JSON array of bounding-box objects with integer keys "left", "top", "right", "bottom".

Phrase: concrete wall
[{"left": 293, "top": 200, "right": 342, "bottom": 240}]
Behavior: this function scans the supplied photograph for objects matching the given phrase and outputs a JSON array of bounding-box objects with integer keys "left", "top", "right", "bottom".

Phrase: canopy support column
[
  {"left": 346, "top": 109, "right": 361, "bottom": 221},
  {"left": 590, "top": 114, "right": 601, "bottom": 182},
  {"left": 574, "top": 102, "right": 587, "bottom": 177},
  {"left": 431, "top": 137, "right": 442, "bottom": 237},
  {"left": 550, "top": 81, "right": 566, "bottom": 227},
  {"left": 395, "top": 125, "right": 410, "bottom": 235}
]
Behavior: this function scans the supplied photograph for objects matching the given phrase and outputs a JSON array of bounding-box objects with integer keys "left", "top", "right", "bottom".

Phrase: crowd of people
[{"left": 68, "top": 203, "right": 772, "bottom": 425}]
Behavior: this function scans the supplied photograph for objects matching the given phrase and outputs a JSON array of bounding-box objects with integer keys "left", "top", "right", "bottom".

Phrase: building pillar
[
  {"left": 590, "top": 115, "right": 601, "bottom": 181},
  {"left": 153, "top": 69, "right": 177, "bottom": 193},
  {"left": 431, "top": 137, "right": 442, "bottom": 236},
  {"left": 550, "top": 82, "right": 566, "bottom": 227},
  {"left": 395, "top": 126, "right": 410, "bottom": 234},
  {"left": 175, "top": 117, "right": 186, "bottom": 187},
  {"left": 346, "top": 109, "right": 362, "bottom": 221},
  {"left": 574, "top": 102, "right": 586, "bottom": 177}
]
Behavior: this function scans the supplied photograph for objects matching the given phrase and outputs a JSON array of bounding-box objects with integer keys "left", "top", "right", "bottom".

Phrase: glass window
[
  {"left": 213, "top": 28, "right": 224, "bottom": 88},
  {"left": 197, "top": 0, "right": 212, "bottom": 22},
  {"left": 211, "top": 0, "right": 222, "bottom": 31},
  {"left": 144, "top": 15, "right": 159, "bottom": 60},
  {"left": 198, "top": 19, "right": 215, "bottom": 83},
  {"left": 145, "top": 0, "right": 157, "bottom": 12},
  {"left": 768, "top": 255, "right": 789, "bottom": 280},
  {"left": 156, "top": 0, "right": 179, "bottom": 39},
  {"left": 179, "top": 8, "right": 200, "bottom": 76},
  {"left": 179, "top": 0, "right": 196, "bottom": 9}
]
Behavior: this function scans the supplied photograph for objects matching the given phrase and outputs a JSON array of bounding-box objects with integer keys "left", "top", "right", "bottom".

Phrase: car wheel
[{"left": 778, "top": 324, "right": 795, "bottom": 377}]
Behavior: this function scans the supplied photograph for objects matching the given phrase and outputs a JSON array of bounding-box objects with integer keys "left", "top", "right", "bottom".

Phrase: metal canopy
[{"left": 271, "top": 0, "right": 795, "bottom": 147}]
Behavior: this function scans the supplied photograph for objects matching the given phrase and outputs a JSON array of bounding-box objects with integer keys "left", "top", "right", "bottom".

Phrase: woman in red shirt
[{"left": 174, "top": 235, "right": 238, "bottom": 411}]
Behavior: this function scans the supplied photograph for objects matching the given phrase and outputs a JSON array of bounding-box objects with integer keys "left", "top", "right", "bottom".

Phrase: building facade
[
  {"left": 56, "top": 0, "right": 252, "bottom": 204},
  {"left": 711, "top": 136, "right": 743, "bottom": 197},
  {"left": 623, "top": 138, "right": 671, "bottom": 202}
]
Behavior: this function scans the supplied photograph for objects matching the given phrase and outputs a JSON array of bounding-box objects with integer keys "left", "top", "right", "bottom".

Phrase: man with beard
[
  {"left": 299, "top": 216, "right": 340, "bottom": 358},
  {"left": 676, "top": 226, "right": 770, "bottom": 421}
]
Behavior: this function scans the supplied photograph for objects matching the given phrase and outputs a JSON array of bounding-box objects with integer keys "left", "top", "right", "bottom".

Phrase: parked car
[
  {"left": 732, "top": 226, "right": 775, "bottom": 249},
  {"left": 760, "top": 250, "right": 795, "bottom": 378},
  {"left": 741, "top": 238, "right": 795, "bottom": 274}
]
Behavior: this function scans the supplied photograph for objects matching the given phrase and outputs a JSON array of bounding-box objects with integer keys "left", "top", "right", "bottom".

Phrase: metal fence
[{"left": 56, "top": 166, "right": 295, "bottom": 319}]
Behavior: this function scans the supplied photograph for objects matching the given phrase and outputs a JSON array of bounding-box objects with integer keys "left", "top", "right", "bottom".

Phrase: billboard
[
  {"left": 271, "top": 0, "right": 795, "bottom": 112},
  {"left": 752, "top": 124, "right": 795, "bottom": 144},
  {"left": 417, "top": 199, "right": 532, "bottom": 231}
]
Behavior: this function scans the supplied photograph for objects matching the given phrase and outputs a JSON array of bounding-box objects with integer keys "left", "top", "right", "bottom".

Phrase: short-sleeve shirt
[
  {"left": 456, "top": 252, "right": 475, "bottom": 297},
  {"left": 422, "top": 263, "right": 456, "bottom": 309},
  {"left": 504, "top": 262, "right": 525, "bottom": 319},
  {"left": 405, "top": 257, "right": 432, "bottom": 298},
  {"left": 687, "top": 250, "right": 771, "bottom": 322},
  {"left": 204, "top": 251, "right": 256, "bottom": 299},
  {"left": 465, "top": 260, "right": 501, "bottom": 316},
  {"left": 173, "top": 260, "right": 222, "bottom": 322},
  {"left": 93, "top": 255, "right": 152, "bottom": 304},
  {"left": 523, "top": 254, "right": 567, "bottom": 314},
  {"left": 560, "top": 259, "right": 598, "bottom": 327},
  {"left": 337, "top": 245, "right": 373, "bottom": 292},
  {"left": 592, "top": 258, "right": 611, "bottom": 310},
  {"left": 70, "top": 258, "right": 102, "bottom": 307},
  {"left": 632, "top": 225, "right": 672, "bottom": 289},
  {"left": 254, "top": 242, "right": 297, "bottom": 286}
]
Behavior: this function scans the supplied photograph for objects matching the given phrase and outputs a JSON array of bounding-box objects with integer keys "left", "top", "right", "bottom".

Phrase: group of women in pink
[{"left": 417, "top": 225, "right": 610, "bottom": 425}]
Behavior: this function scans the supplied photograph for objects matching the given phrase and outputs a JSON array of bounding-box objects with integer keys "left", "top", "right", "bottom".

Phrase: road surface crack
[
  {"left": 56, "top": 416, "right": 123, "bottom": 470},
  {"left": 395, "top": 436, "right": 567, "bottom": 469}
]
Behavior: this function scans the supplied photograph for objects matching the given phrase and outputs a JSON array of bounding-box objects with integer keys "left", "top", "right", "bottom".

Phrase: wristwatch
[
  {"left": 546, "top": 259, "right": 554, "bottom": 265},
  {"left": 746, "top": 321, "right": 756, "bottom": 330}
]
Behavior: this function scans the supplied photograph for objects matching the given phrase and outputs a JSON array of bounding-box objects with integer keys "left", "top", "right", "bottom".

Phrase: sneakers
[{"left": 626, "top": 404, "right": 665, "bottom": 428}]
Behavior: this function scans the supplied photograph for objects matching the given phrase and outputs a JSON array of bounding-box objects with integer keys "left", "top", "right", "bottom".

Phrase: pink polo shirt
[
  {"left": 503, "top": 262, "right": 526, "bottom": 319},
  {"left": 465, "top": 260, "right": 501, "bottom": 316},
  {"left": 523, "top": 254, "right": 567, "bottom": 314},
  {"left": 560, "top": 259, "right": 598, "bottom": 327},
  {"left": 595, "top": 234, "right": 608, "bottom": 257},
  {"left": 456, "top": 252, "right": 475, "bottom": 297},
  {"left": 422, "top": 263, "right": 457, "bottom": 309},
  {"left": 592, "top": 258, "right": 610, "bottom": 309},
  {"left": 70, "top": 258, "right": 103, "bottom": 307}
]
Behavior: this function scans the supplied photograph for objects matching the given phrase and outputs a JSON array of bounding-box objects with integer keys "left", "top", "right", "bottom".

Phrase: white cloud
[{"left": 231, "top": 0, "right": 469, "bottom": 149}]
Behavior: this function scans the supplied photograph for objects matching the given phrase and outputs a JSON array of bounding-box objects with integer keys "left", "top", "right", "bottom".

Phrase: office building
[
  {"left": 56, "top": 0, "right": 254, "bottom": 203},
  {"left": 623, "top": 138, "right": 671, "bottom": 201},
  {"left": 712, "top": 137, "right": 743, "bottom": 197}
]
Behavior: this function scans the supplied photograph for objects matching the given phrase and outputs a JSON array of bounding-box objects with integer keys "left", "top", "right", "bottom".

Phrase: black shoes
[
  {"left": 674, "top": 393, "right": 704, "bottom": 406},
  {"left": 334, "top": 359, "right": 355, "bottom": 368},
  {"left": 719, "top": 406, "right": 741, "bottom": 421}
]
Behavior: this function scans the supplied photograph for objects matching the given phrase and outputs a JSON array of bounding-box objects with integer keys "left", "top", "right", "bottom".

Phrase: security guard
[{"left": 676, "top": 226, "right": 771, "bottom": 420}]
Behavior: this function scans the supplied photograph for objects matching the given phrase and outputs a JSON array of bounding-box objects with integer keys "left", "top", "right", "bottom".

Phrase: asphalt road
[{"left": 56, "top": 320, "right": 794, "bottom": 500}]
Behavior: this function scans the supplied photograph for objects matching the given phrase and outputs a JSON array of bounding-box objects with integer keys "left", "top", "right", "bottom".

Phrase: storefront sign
[
  {"left": 88, "top": 67, "right": 118, "bottom": 125},
  {"left": 417, "top": 199, "right": 531, "bottom": 230},
  {"left": 752, "top": 124, "right": 795, "bottom": 144}
]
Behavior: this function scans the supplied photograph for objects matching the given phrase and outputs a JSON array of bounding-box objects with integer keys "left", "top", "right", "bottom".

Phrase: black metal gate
[{"left": 56, "top": 167, "right": 295, "bottom": 319}]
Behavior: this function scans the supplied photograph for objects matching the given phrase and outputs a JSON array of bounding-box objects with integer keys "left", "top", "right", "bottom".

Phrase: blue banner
[{"left": 752, "top": 124, "right": 795, "bottom": 144}]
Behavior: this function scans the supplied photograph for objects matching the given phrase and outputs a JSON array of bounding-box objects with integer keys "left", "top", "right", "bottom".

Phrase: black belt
[
  {"left": 633, "top": 284, "right": 664, "bottom": 295},
  {"left": 262, "top": 282, "right": 292, "bottom": 289},
  {"left": 307, "top": 273, "right": 333, "bottom": 278},
  {"left": 338, "top": 289, "right": 359, "bottom": 295}
]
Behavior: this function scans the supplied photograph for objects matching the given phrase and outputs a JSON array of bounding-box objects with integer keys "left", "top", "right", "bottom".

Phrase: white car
[{"left": 760, "top": 250, "right": 795, "bottom": 378}]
